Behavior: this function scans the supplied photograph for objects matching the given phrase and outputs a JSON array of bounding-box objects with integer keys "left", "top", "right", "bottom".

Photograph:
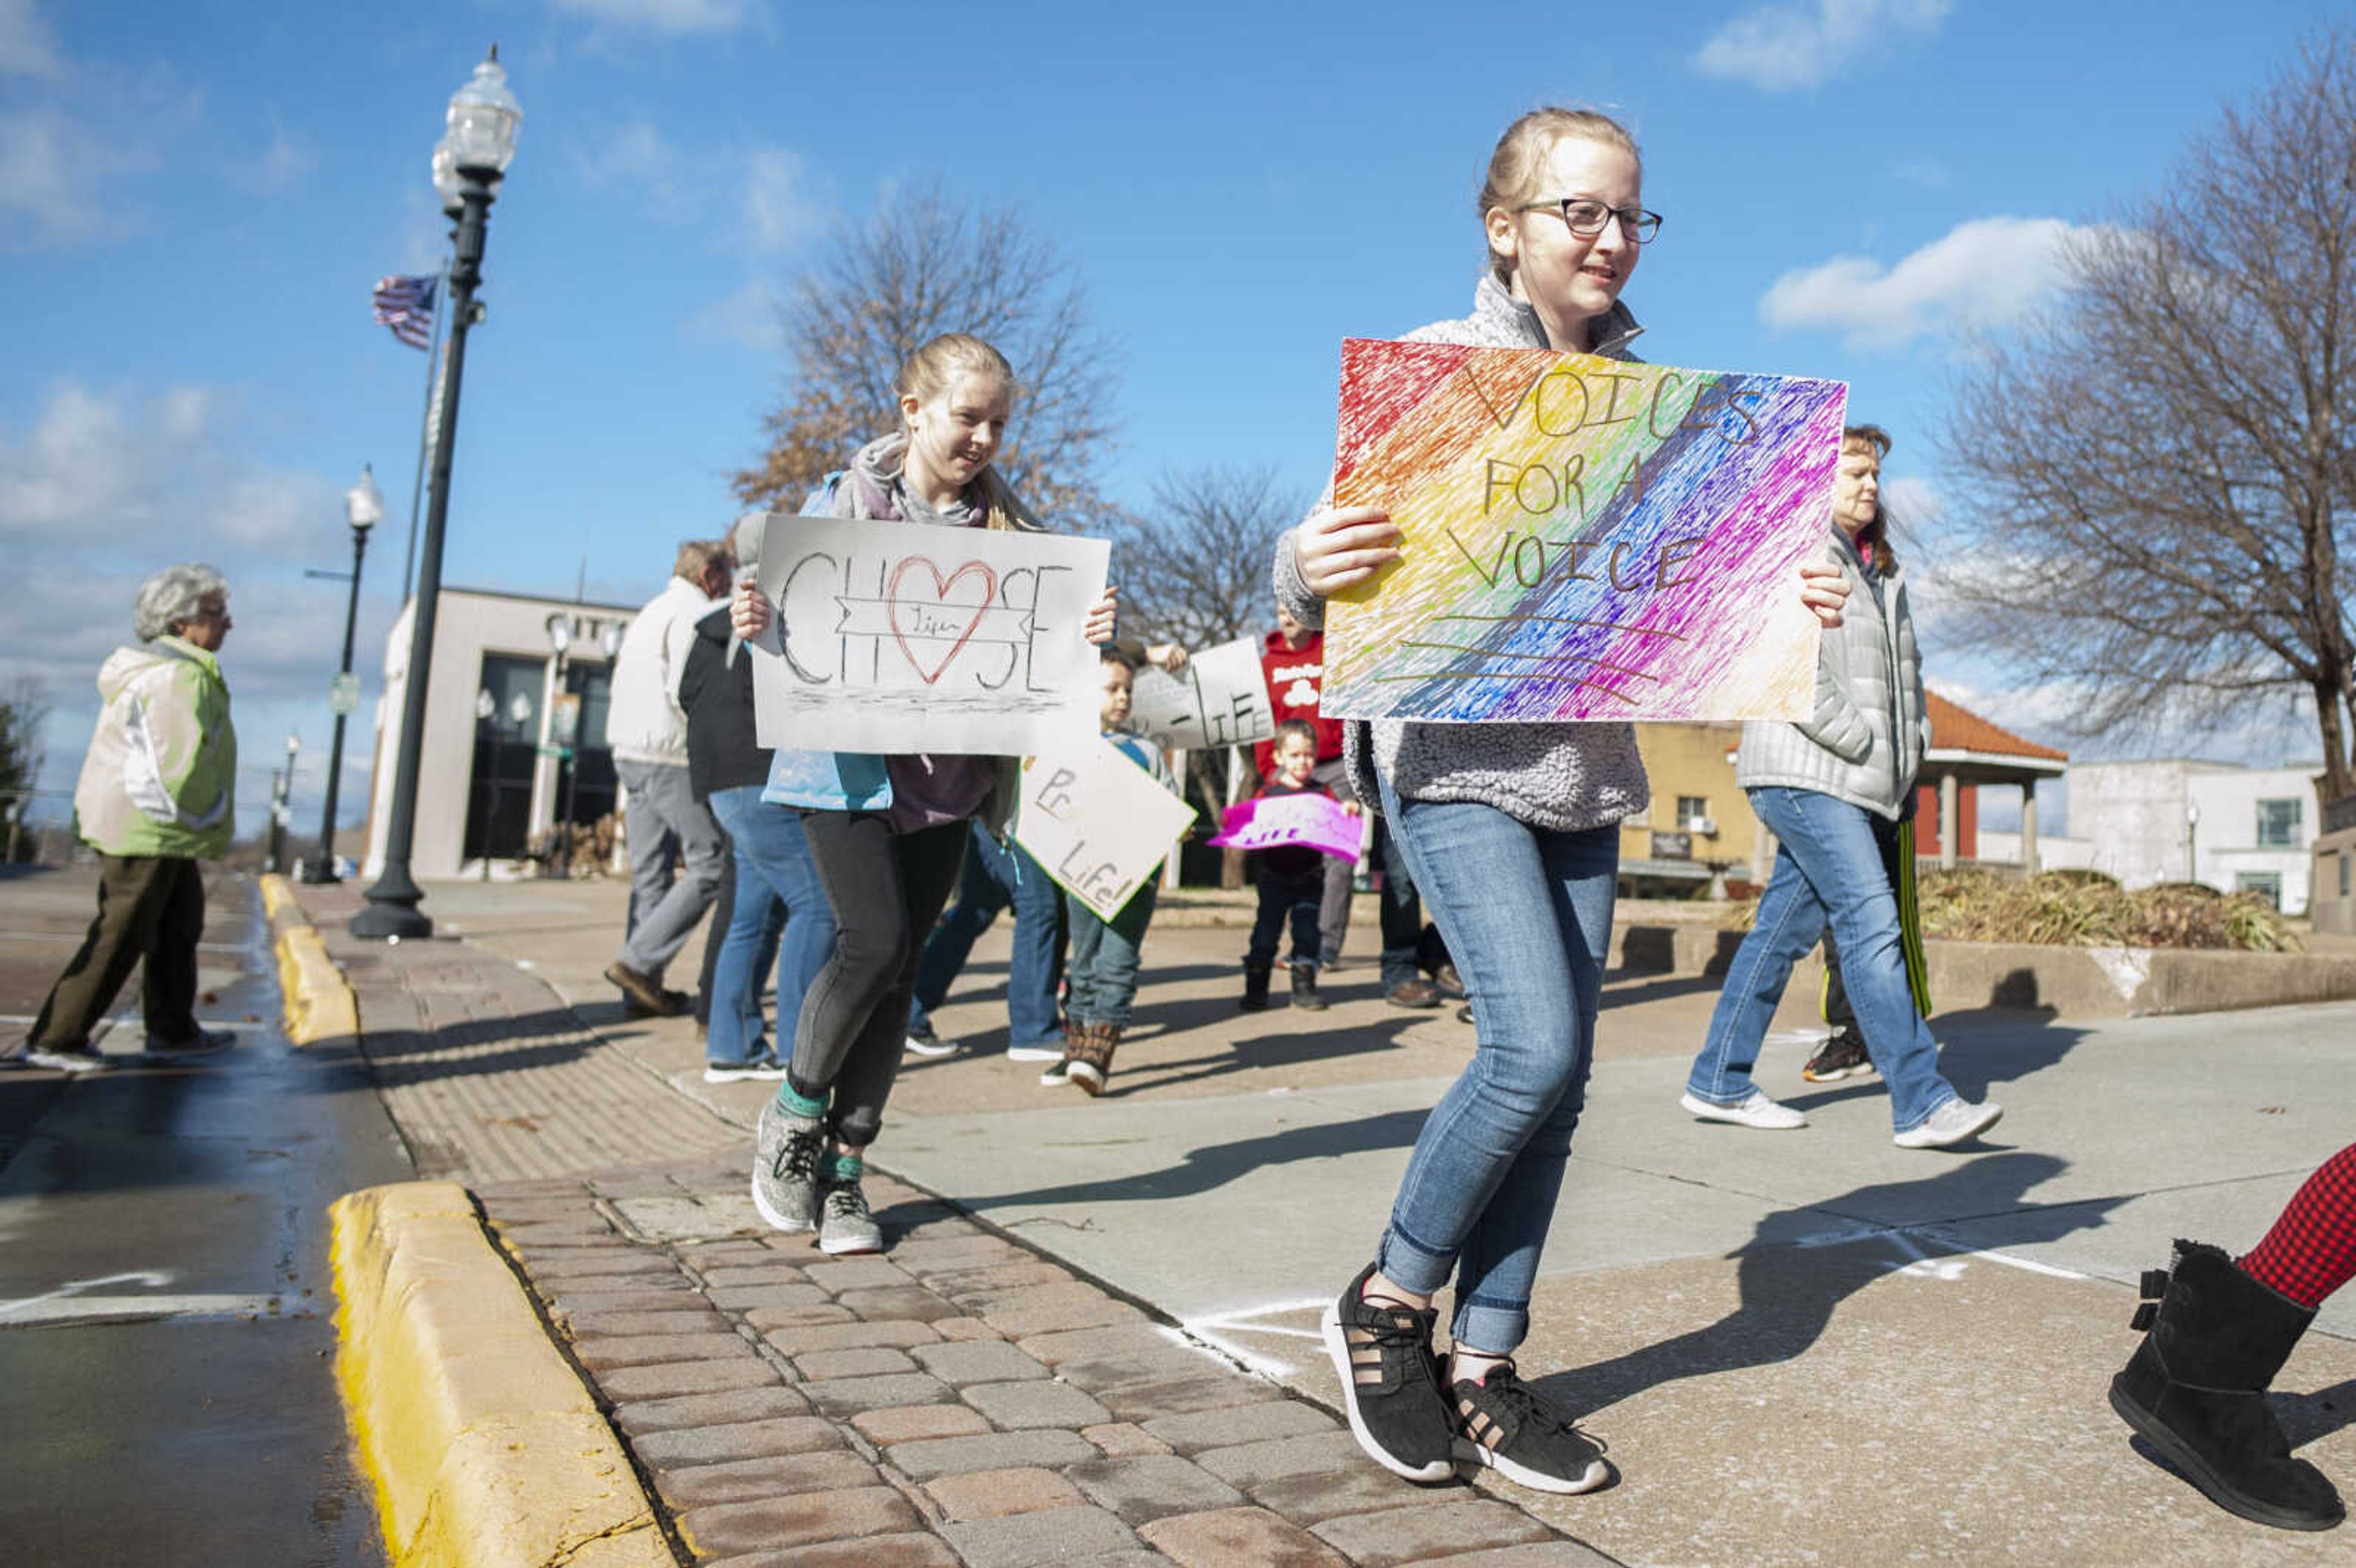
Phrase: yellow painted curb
[
  {"left": 331, "top": 1181, "right": 675, "bottom": 1568},
  {"left": 260, "top": 872, "right": 360, "bottom": 1045}
]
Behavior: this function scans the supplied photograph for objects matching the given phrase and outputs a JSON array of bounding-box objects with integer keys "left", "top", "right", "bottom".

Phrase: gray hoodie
[{"left": 1272, "top": 274, "right": 1652, "bottom": 832}]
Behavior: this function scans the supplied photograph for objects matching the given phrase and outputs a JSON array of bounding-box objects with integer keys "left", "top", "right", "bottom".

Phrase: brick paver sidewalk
[{"left": 295, "top": 882, "right": 1615, "bottom": 1566}]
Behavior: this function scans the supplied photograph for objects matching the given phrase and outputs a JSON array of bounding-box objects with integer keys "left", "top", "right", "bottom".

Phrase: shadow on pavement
[
  {"left": 1546, "top": 1151, "right": 2112, "bottom": 1418},
  {"left": 959, "top": 1105, "right": 1433, "bottom": 1213}
]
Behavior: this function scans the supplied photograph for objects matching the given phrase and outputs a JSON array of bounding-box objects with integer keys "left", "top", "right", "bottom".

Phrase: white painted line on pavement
[
  {"left": 1176, "top": 1297, "right": 1334, "bottom": 1378},
  {"left": 0, "top": 1294, "right": 294, "bottom": 1327}
]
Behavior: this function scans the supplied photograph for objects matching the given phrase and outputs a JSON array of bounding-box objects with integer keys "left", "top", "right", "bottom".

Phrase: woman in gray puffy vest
[{"left": 1680, "top": 424, "right": 2002, "bottom": 1150}]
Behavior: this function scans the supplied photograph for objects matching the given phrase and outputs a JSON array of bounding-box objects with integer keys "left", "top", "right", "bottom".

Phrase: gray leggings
[{"left": 788, "top": 811, "right": 969, "bottom": 1146}]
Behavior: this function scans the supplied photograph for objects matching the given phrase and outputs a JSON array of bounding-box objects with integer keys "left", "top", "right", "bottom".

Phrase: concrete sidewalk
[{"left": 297, "top": 875, "right": 2355, "bottom": 1566}]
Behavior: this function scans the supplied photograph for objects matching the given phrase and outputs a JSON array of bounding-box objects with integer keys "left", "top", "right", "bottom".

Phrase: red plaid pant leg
[{"left": 2238, "top": 1142, "right": 2356, "bottom": 1310}]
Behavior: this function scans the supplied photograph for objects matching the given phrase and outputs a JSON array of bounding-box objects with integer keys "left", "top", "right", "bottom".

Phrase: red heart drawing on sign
[{"left": 887, "top": 556, "right": 999, "bottom": 685}]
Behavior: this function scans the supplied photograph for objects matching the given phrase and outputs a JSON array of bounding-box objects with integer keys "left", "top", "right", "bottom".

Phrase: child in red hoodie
[{"left": 1243, "top": 720, "right": 1354, "bottom": 1012}]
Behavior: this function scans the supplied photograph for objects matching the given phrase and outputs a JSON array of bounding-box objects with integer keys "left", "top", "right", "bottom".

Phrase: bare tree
[
  {"left": 1109, "top": 466, "right": 1305, "bottom": 881},
  {"left": 1938, "top": 30, "right": 2356, "bottom": 796},
  {"left": 732, "top": 182, "right": 1121, "bottom": 523},
  {"left": 0, "top": 675, "right": 50, "bottom": 863},
  {"left": 1109, "top": 464, "right": 1303, "bottom": 650}
]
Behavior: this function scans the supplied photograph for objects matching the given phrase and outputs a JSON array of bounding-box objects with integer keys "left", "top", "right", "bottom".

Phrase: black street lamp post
[
  {"left": 353, "top": 47, "right": 522, "bottom": 940},
  {"left": 302, "top": 466, "right": 383, "bottom": 883}
]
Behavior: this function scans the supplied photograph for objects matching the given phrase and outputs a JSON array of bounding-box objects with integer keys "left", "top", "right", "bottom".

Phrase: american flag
[{"left": 372, "top": 274, "right": 437, "bottom": 350}]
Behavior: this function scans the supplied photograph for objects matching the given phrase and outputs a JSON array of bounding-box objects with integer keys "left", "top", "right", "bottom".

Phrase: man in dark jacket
[{"left": 682, "top": 513, "right": 835, "bottom": 1083}]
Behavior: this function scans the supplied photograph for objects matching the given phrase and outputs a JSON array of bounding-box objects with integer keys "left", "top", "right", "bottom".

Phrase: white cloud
[
  {"left": 683, "top": 277, "right": 783, "bottom": 352},
  {"left": 0, "top": 0, "right": 59, "bottom": 77},
  {"left": 0, "top": 30, "right": 201, "bottom": 250},
  {"left": 226, "top": 117, "right": 315, "bottom": 195},
  {"left": 547, "top": 0, "right": 760, "bottom": 36},
  {"left": 1695, "top": 0, "right": 1952, "bottom": 91},
  {"left": 739, "top": 145, "right": 812, "bottom": 255},
  {"left": 573, "top": 118, "right": 701, "bottom": 224},
  {"left": 1759, "top": 216, "right": 2093, "bottom": 349},
  {"left": 0, "top": 380, "right": 336, "bottom": 551}
]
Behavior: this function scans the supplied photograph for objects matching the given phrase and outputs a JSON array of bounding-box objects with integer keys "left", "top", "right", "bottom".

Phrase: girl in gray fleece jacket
[{"left": 1303, "top": 108, "right": 1850, "bottom": 1497}]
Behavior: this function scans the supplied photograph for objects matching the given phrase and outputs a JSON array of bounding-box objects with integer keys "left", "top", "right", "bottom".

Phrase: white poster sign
[
  {"left": 1128, "top": 636, "right": 1277, "bottom": 750},
  {"left": 1011, "top": 740, "right": 1196, "bottom": 920},
  {"left": 750, "top": 513, "right": 1111, "bottom": 755}
]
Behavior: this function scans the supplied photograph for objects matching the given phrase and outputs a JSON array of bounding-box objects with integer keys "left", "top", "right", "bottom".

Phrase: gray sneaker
[
  {"left": 750, "top": 1097, "right": 826, "bottom": 1232},
  {"left": 1894, "top": 1096, "right": 2003, "bottom": 1149},
  {"left": 817, "top": 1177, "right": 883, "bottom": 1255}
]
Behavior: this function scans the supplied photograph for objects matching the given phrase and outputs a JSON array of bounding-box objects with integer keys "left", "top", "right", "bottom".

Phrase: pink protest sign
[{"left": 1208, "top": 793, "right": 1362, "bottom": 863}]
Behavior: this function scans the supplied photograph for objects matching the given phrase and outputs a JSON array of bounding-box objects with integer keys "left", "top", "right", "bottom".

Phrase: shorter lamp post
[
  {"left": 302, "top": 466, "right": 382, "bottom": 882},
  {"left": 2187, "top": 801, "right": 2202, "bottom": 885},
  {"left": 270, "top": 731, "right": 300, "bottom": 872}
]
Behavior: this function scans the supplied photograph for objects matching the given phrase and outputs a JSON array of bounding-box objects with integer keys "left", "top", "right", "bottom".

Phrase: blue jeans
[
  {"left": 1065, "top": 880, "right": 1159, "bottom": 1029},
  {"left": 1687, "top": 786, "right": 1958, "bottom": 1134},
  {"left": 706, "top": 786, "right": 834, "bottom": 1067},
  {"left": 908, "top": 821, "right": 1066, "bottom": 1048},
  {"left": 1373, "top": 775, "right": 1617, "bottom": 1355}
]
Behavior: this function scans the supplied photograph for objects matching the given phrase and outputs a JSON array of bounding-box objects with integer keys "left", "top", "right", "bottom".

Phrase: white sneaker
[
  {"left": 1038, "top": 1060, "right": 1071, "bottom": 1086},
  {"left": 904, "top": 1028, "right": 957, "bottom": 1058},
  {"left": 1894, "top": 1097, "right": 2003, "bottom": 1149},
  {"left": 704, "top": 1055, "right": 788, "bottom": 1084},
  {"left": 1680, "top": 1090, "right": 1806, "bottom": 1130},
  {"left": 1006, "top": 1043, "right": 1064, "bottom": 1063}
]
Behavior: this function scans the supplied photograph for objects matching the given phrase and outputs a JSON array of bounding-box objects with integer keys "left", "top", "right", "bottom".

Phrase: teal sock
[
  {"left": 826, "top": 1152, "right": 863, "bottom": 1182},
  {"left": 775, "top": 1083, "right": 826, "bottom": 1120}
]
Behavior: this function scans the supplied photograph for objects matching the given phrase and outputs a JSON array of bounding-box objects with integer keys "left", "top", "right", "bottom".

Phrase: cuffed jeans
[
  {"left": 615, "top": 759, "right": 726, "bottom": 977},
  {"left": 707, "top": 786, "right": 833, "bottom": 1067},
  {"left": 1372, "top": 776, "right": 1616, "bottom": 1355},
  {"left": 790, "top": 813, "right": 969, "bottom": 1147},
  {"left": 907, "top": 822, "right": 1066, "bottom": 1050},
  {"left": 1065, "top": 879, "right": 1159, "bottom": 1029},
  {"left": 1686, "top": 786, "right": 1960, "bottom": 1134}
]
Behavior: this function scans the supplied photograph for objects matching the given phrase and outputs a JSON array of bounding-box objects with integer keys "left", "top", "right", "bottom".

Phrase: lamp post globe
[
  {"left": 352, "top": 47, "right": 522, "bottom": 939},
  {"left": 302, "top": 464, "right": 381, "bottom": 883}
]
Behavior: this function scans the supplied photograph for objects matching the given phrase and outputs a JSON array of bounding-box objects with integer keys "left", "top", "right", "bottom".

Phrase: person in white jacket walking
[
  {"left": 1680, "top": 425, "right": 2000, "bottom": 1150},
  {"left": 604, "top": 538, "right": 732, "bottom": 1017}
]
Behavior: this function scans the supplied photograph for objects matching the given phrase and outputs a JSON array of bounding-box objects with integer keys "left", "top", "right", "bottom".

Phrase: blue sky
[{"left": 0, "top": 0, "right": 2341, "bottom": 836}]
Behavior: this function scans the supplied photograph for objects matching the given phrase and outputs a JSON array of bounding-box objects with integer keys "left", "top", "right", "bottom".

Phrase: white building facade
[
  {"left": 2062, "top": 759, "right": 2321, "bottom": 913},
  {"left": 362, "top": 587, "right": 636, "bottom": 881}
]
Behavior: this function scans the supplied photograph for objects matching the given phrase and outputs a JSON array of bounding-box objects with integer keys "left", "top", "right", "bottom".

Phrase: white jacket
[{"left": 607, "top": 575, "right": 716, "bottom": 766}]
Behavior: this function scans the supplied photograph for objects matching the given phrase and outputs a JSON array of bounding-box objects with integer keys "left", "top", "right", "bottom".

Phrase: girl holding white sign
[
  {"left": 731, "top": 332, "right": 1117, "bottom": 1255},
  {"left": 1284, "top": 109, "right": 1849, "bottom": 1494}
]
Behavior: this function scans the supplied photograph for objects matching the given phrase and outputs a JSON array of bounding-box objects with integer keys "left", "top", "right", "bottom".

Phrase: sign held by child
[
  {"left": 1012, "top": 740, "right": 1195, "bottom": 920},
  {"left": 748, "top": 512, "right": 1111, "bottom": 755},
  {"left": 1209, "top": 791, "right": 1363, "bottom": 863},
  {"left": 1129, "top": 636, "right": 1277, "bottom": 749}
]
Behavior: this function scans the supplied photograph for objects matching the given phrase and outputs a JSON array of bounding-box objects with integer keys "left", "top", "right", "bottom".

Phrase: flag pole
[{"left": 398, "top": 265, "right": 452, "bottom": 604}]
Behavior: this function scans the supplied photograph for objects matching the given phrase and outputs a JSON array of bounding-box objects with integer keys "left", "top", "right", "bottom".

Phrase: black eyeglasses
[{"left": 1519, "top": 197, "right": 1663, "bottom": 244}]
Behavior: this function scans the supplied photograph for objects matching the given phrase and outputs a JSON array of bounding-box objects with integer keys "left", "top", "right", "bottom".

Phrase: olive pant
[{"left": 30, "top": 854, "right": 206, "bottom": 1049}]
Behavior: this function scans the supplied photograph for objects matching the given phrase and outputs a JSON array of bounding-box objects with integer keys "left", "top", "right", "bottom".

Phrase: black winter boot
[
  {"left": 1240, "top": 963, "right": 1272, "bottom": 1012},
  {"left": 2109, "top": 1239, "right": 2345, "bottom": 1531},
  {"left": 1290, "top": 963, "right": 1328, "bottom": 1011}
]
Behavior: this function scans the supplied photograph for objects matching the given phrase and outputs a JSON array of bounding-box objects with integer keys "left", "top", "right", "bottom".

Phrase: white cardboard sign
[
  {"left": 1128, "top": 636, "right": 1277, "bottom": 750},
  {"left": 1011, "top": 739, "right": 1196, "bottom": 920},
  {"left": 750, "top": 513, "right": 1111, "bottom": 756}
]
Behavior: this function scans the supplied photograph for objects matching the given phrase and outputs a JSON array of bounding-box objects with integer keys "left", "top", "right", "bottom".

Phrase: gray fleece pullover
[{"left": 1272, "top": 273, "right": 1653, "bottom": 832}]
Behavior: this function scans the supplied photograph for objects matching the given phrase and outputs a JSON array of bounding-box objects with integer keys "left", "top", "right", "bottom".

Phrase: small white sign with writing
[
  {"left": 1011, "top": 740, "right": 1196, "bottom": 919},
  {"left": 749, "top": 513, "right": 1110, "bottom": 755},
  {"left": 1129, "top": 636, "right": 1277, "bottom": 750}
]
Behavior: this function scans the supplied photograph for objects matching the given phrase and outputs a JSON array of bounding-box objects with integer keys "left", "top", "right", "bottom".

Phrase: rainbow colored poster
[{"left": 1322, "top": 339, "right": 1845, "bottom": 723}]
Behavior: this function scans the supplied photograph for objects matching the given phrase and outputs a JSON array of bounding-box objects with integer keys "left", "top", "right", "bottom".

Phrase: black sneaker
[
  {"left": 1320, "top": 1261, "right": 1453, "bottom": 1482},
  {"left": 1802, "top": 1028, "right": 1874, "bottom": 1083},
  {"left": 1450, "top": 1359, "right": 1611, "bottom": 1494}
]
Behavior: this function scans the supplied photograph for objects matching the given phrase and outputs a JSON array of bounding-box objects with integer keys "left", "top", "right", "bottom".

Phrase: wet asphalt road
[{"left": 0, "top": 864, "right": 410, "bottom": 1567}]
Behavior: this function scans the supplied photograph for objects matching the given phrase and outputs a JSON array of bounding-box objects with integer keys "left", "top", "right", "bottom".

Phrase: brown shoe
[
  {"left": 1066, "top": 1022, "right": 1120, "bottom": 1097},
  {"left": 1433, "top": 963, "right": 1466, "bottom": 999},
  {"left": 606, "top": 962, "right": 687, "bottom": 1017},
  {"left": 1385, "top": 979, "right": 1442, "bottom": 1009}
]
